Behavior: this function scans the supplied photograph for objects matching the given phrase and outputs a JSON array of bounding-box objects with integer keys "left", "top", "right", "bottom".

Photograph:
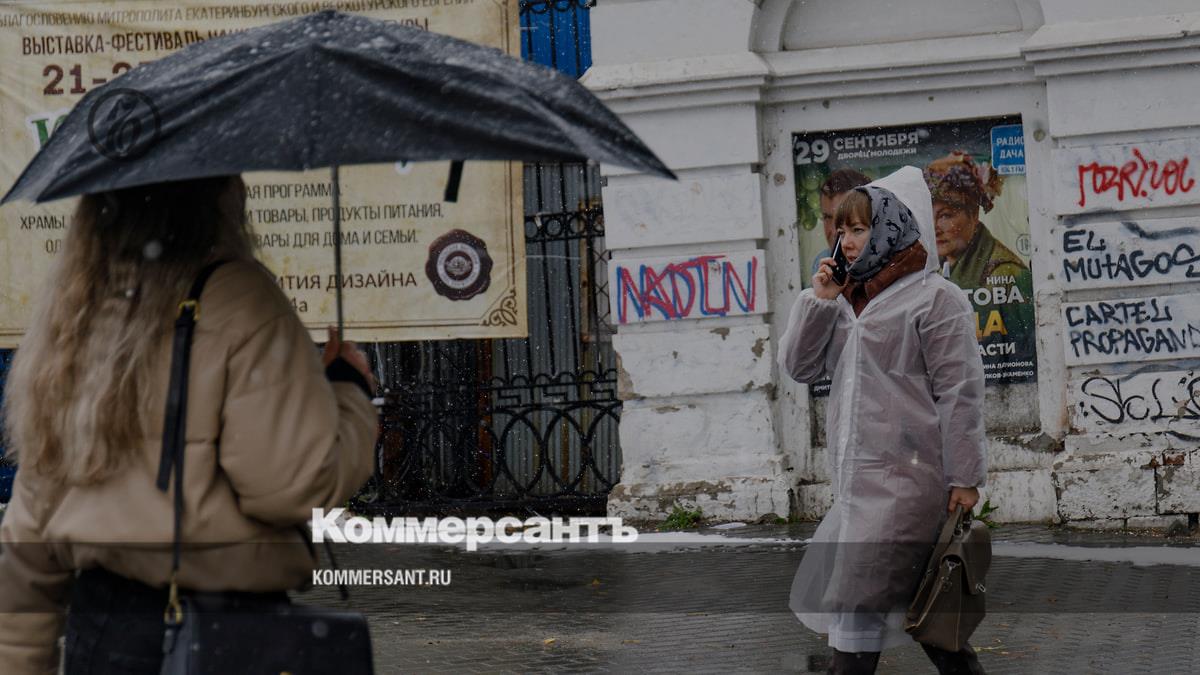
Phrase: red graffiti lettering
[
  {"left": 616, "top": 266, "right": 641, "bottom": 325},
  {"left": 641, "top": 266, "right": 676, "bottom": 319},
  {"left": 1077, "top": 148, "right": 1195, "bottom": 208}
]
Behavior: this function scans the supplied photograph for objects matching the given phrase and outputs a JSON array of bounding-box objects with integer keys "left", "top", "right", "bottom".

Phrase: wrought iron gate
[{"left": 353, "top": 0, "right": 619, "bottom": 516}]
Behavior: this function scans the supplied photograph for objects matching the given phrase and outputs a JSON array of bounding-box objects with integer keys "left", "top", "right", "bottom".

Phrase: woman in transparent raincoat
[{"left": 778, "top": 167, "right": 988, "bottom": 675}]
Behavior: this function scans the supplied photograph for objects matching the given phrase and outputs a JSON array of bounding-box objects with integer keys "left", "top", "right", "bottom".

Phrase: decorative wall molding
[{"left": 1023, "top": 12, "right": 1200, "bottom": 77}]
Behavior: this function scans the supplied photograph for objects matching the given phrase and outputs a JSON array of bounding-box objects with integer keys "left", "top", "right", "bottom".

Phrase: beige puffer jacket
[{"left": 0, "top": 260, "right": 379, "bottom": 674}]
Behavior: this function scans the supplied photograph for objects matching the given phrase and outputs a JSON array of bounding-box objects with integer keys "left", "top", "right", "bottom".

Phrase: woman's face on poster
[
  {"left": 932, "top": 197, "right": 980, "bottom": 263},
  {"left": 820, "top": 191, "right": 853, "bottom": 248}
]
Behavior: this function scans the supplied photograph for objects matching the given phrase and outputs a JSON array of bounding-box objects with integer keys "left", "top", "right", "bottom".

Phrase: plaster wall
[{"left": 587, "top": 0, "right": 1200, "bottom": 525}]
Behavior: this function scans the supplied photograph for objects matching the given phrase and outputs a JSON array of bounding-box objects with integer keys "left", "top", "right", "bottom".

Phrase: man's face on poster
[
  {"left": 933, "top": 198, "right": 980, "bottom": 263},
  {"left": 819, "top": 192, "right": 853, "bottom": 248}
]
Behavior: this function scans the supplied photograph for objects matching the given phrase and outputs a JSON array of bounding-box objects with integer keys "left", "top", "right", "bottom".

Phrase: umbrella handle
[{"left": 331, "top": 165, "right": 344, "bottom": 341}]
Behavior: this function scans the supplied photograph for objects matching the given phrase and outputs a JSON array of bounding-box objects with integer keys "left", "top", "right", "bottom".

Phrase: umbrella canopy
[{"left": 1, "top": 9, "right": 672, "bottom": 205}]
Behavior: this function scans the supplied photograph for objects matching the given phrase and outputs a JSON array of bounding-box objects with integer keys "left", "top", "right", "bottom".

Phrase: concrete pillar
[{"left": 584, "top": 0, "right": 791, "bottom": 520}]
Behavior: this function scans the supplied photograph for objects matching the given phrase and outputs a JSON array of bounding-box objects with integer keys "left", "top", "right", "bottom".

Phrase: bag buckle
[
  {"left": 164, "top": 573, "right": 184, "bottom": 626},
  {"left": 177, "top": 299, "right": 199, "bottom": 319}
]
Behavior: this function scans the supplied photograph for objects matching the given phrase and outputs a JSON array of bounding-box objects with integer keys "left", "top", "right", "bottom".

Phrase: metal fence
[{"left": 353, "top": 0, "right": 619, "bottom": 515}]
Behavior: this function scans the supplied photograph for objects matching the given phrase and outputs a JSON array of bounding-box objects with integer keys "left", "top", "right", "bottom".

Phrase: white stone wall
[
  {"left": 587, "top": 0, "right": 1200, "bottom": 526},
  {"left": 586, "top": 1, "right": 789, "bottom": 522},
  {"left": 1024, "top": 6, "right": 1200, "bottom": 527}
]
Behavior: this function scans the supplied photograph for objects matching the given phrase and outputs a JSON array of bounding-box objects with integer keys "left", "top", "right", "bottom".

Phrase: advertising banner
[
  {"left": 0, "top": 0, "right": 525, "bottom": 345},
  {"left": 792, "top": 116, "right": 1036, "bottom": 388}
]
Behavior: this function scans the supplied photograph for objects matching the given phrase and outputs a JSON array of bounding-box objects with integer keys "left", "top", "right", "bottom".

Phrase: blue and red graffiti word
[{"left": 614, "top": 254, "right": 759, "bottom": 324}]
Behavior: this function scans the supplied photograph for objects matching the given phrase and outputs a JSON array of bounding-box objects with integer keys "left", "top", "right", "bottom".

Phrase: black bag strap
[
  {"left": 155, "top": 261, "right": 350, "bottom": 623},
  {"left": 296, "top": 523, "right": 350, "bottom": 601},
  {"left": 156, "top": 261, "right": 226, "bottom": 624}
]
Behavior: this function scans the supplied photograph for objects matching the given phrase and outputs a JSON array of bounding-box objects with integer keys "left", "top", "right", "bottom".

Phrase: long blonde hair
[{"left": 4, "top": 176, "right": 255, "bottom": 484}]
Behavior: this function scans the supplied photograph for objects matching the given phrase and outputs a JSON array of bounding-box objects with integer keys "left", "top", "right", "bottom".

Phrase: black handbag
[
  {"left": 904, "top": 505, "right": 992, "bottom": 653},
  {"left": 156, "top": 261, "right": 374, "bottom": 675}
]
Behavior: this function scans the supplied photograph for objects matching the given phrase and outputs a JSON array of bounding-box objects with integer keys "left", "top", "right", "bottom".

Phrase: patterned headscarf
[
  {"left": 923, "top": 150, "right": 1004, "bottom": 213},
  {"left": 846, "top": 185, "right": 922, "bottom": 282}
]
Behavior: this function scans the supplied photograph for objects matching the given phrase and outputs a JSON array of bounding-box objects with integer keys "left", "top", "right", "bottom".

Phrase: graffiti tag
[
  {"left": 1062, "top": 294, "right": 1200, "bottom": 366},
  {"left": 1071, "top": 370, "right": 1200, "bottom": 434},
  {"left": 609, "top": 251, "right": 766, "bottom": 325}
]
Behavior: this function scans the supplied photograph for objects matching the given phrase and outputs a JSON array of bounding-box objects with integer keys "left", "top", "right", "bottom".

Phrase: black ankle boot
[
  {"left": 829, "top": 649, "right": 881, "bottom": 675},
  {"left": 919, "top": 642, "right": 986, "bottom": 675}
]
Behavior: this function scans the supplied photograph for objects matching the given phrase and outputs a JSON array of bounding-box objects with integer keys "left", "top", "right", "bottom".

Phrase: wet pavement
[{"left": 298, "top": 521, "right": 1200, "bottom": 674}]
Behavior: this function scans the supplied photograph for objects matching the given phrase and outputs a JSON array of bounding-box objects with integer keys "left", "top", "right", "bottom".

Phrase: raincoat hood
[{"left": 860, "top": 166, "right": 940, "bottom": 276}]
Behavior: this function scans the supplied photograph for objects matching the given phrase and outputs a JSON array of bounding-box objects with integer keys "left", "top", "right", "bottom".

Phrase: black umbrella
[{"left": 2, "top": 9, "right": 673, "bottom": 331}]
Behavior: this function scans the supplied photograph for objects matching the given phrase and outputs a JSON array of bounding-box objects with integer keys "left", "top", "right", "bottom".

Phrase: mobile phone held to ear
[{"left": 830, "top": 233, "right": 849, "bottom": 286}]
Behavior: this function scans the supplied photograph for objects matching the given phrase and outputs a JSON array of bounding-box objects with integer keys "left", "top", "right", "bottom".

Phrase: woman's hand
[
  {"left": 947, "top": 486, "right": 980, "bottom": 514},
  {"left": 321, "top": 326, "right": 376, "bottom": 392},
  {"left": 811, "top": 257, "right": 845, "bottom": 300}
]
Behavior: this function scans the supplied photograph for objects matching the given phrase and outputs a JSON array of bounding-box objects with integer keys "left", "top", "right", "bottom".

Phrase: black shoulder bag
[{"left": 156, "top": 261, "right": 374, "bottom": 675}]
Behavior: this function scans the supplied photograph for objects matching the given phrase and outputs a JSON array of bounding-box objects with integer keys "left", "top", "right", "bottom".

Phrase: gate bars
[{"left": 353, "top": 0, "right": 619, "bottom": 515}]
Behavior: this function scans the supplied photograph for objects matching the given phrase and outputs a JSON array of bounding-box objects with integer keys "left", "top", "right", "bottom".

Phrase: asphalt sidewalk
[{"left": 299, "top": 522, "right": 1200, "bottom": 674}]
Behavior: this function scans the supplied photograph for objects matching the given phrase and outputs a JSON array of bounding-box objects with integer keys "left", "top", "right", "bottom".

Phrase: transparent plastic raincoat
[{"left": 778, "top": 167, "right": 987, "bottom": 652}]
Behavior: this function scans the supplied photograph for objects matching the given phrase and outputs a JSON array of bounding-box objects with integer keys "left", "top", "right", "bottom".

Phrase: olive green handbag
[{"left": 904, "top": 505, "right": 992, "bottom": 652}]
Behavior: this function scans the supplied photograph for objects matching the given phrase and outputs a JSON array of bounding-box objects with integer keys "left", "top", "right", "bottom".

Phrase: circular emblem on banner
[
  {"left": 87, "top": 88, "right": 161, "bottom": 161},
  {"left": 425, "top": 229, "right": 493, "bottom": 301}
]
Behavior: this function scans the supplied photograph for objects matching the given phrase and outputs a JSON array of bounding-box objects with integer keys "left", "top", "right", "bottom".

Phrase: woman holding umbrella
[
  {"left": 778, "top": 167, "right": 988, "bottom": 674},
  {"left": 0, "top": 176, "right": 379, "bottom": 674},
  {"left": 0, "top": 10, "right": 674, "bottom": 673}
]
